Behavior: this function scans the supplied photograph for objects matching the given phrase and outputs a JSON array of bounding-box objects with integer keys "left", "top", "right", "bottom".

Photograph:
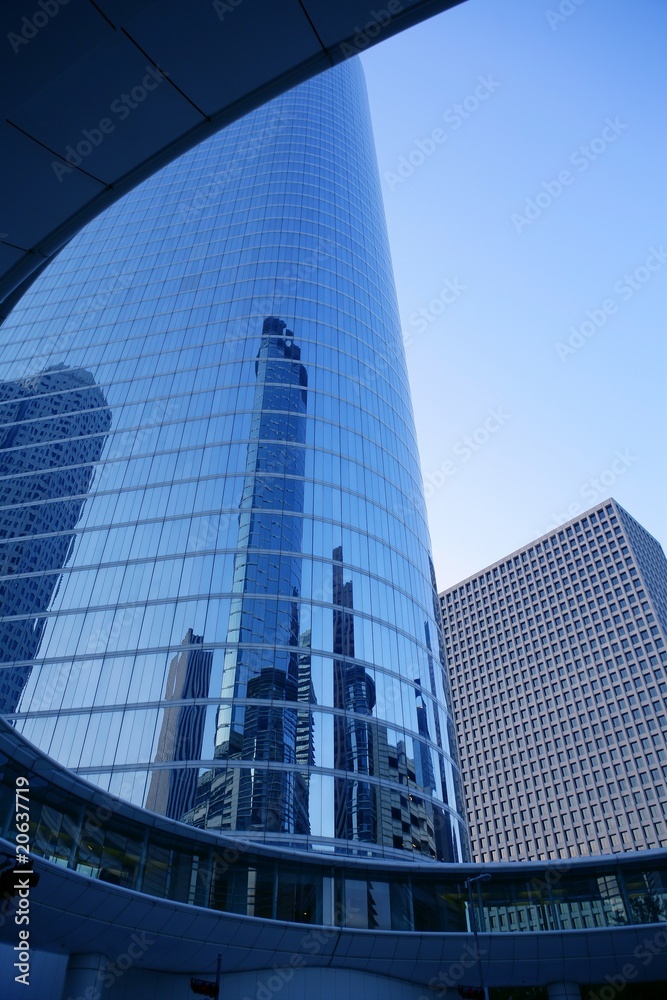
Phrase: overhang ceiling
[{"left": 0, "top": 0, "right": 465, "bottom": 321}]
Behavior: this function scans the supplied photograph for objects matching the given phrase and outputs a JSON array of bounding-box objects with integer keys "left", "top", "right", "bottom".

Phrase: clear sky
[{"left": 361, "top": 0, "right": 666, "bottom": 591}]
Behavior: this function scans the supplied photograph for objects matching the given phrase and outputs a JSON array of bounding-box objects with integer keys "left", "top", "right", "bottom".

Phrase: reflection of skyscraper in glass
[
  {"left": 2, "top": 59, "right": 469, "bottom": 862},
  {"left": 332, "top": 554, "right": 441, "bottom": 858},
  {"left": 146, "top": 628, "right": 213, "bottom": 821},
  {"left": 414, "top": 678, "right": 437, "bottom": 796},
  {"left": 0, "top": 366, "right": 111, "bottom": 714},
  {"left": 296, "top": 628, "right": 315, "bottom": 772},
  {"left": 203, "top": 317, "right": 310, "bottom": 835},
  {"left": 333, "top": 547, "right": 377, "bottom": 844}
]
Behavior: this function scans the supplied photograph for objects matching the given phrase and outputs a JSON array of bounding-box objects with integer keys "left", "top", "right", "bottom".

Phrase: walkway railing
[{"left": 1, "top": 720, "right": 665, "bottom": 933}]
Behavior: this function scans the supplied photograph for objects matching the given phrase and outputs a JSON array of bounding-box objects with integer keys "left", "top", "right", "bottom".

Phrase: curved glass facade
[{"left": 0, "top": 59, "right": 468, "bottom": 861}]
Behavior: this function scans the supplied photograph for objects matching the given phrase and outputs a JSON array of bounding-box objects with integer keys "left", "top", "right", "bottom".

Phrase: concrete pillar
[
  {"left": 61, "top": 953, "right": 107, "bottom": 1000},
  {"left": 548, "top": 983, "right": 582, "bottom": 1000}
]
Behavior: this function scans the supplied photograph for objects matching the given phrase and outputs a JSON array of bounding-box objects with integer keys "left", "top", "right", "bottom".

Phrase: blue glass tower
[
  {"left": 0, "top": 59, "right": 468, "bottom": 861},
  {"left": 206, "top": 316, "right": 310, "bottom": 836}
]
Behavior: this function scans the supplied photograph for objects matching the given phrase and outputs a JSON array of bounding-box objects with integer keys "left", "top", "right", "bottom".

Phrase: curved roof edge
[{"left": 0, "top": 0, "right": 466, "bottom": 322}]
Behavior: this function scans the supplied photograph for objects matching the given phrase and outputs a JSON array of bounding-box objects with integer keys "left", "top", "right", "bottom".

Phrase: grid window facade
[
  {"left": 440, "top": 499, "right": 667, "bottom": 862},
  {"left": 0, "top": 60, "right": 468, "bottom": 862}
]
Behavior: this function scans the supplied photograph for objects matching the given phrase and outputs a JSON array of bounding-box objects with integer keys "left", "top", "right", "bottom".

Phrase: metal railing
[{"left": 1, "top": 720, "right": 665, "bottom": 933}]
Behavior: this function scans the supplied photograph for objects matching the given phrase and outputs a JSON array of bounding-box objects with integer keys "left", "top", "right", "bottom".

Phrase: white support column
[
  {"left": 547, "top": 983, "right": 582, "bottom": 1000},
  {"left": 61, "top": 953, "right": 107, "bottom": 1000}
]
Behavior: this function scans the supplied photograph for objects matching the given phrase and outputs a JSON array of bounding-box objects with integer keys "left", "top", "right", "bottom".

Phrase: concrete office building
[{"left": 440, "top": 498, "right": 667, "bottom": 863}]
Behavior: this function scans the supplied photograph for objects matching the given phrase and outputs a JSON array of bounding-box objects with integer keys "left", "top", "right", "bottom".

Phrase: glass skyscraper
[{"left": 0, "top": 59, "right": 468, "bottom": 861}]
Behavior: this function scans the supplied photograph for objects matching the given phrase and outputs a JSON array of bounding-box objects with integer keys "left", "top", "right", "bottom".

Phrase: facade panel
[
  {"left": 0, "top": 60, "right": 467, "bottom": 861},
  {"left": 441, "top": 499, "right": 667, "bottom": 862}
]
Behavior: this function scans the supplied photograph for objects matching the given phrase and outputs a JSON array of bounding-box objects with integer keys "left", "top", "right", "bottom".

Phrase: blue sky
[{"left": 361, "top": 0, "right": 667, "bottom": 590}]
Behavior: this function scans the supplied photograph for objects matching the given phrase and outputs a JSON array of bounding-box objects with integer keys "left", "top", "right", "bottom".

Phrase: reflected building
[
  {"left": 146, "top": 628, "right": 213, "bottom": 821},
  {"left": 414, "top": 678, "right": 437, "bottom": 796},
  {"left": 0, "top": 366, "right": 111, "bottom": 714},
  {"left": 196, "top": 317, "right": 311, "bottom": 836},
  {"left": 296, "top": 628, "right": 315, "bottom": 771},
  {"left": 2, "top": 59, "right": 469, "bottom": 862},
  {"left": 332, "top": 546, "right": 446, "bottom": 859},
  {"left": 333, "top": 547, "right": 377, "bottom": 845}
]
